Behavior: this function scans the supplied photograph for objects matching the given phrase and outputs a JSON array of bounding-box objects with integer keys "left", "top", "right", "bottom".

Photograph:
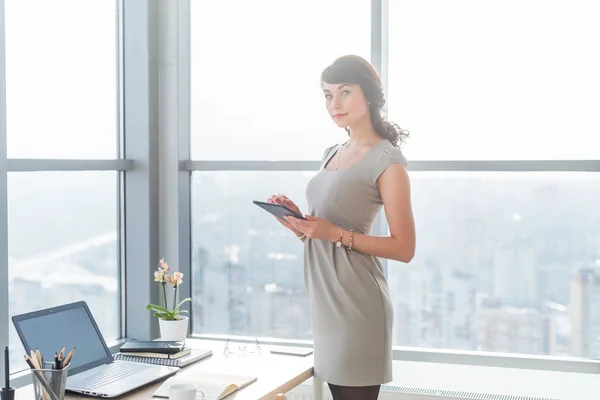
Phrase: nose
[{"left": 330, "top": 96, "right": 342, "bottom": 110}]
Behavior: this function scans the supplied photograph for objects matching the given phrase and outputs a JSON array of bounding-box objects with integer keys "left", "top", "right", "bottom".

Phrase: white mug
[{"left": 168, "top": 383, "right": 204, "bottom": 400}]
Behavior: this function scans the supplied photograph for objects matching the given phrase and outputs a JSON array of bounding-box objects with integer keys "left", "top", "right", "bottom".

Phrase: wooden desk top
[{"left": 16, "top": 339, "right": 314, "bottom": 400}]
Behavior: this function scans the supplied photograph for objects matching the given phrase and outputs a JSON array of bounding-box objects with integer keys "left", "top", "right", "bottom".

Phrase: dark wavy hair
[{"left": 321, "top": 55, "right": 409, "bottom": 147}]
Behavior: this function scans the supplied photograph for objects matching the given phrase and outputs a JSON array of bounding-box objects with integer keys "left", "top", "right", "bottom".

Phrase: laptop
[{"left": 12, "top": 301, "right": 179, "bottom": 398}]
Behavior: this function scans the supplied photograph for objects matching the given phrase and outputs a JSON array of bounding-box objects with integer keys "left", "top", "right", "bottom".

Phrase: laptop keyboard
[{"left": 70, "top": 362, "right": 151, "bottom": 390}]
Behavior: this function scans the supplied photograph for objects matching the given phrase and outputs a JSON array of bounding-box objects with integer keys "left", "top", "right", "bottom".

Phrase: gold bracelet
[{"left": 346, "top": 230, "right": 354, "bottom": 254}]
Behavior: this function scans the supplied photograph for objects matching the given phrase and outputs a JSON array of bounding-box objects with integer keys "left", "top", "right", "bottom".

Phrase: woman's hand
[
  {"left": 267, "top": 194, "right": 304, "bottom": 237},
  {"left": 285, "top": 215, "right": 340, "bottom": 242}
]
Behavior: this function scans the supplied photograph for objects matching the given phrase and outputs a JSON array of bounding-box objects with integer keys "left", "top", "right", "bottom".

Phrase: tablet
[
  {"left": 253, "top": 200, "right": 306, "bottom": 220},
  {"left": 269, "top": 346, "right": 313, "bottom": 356}
]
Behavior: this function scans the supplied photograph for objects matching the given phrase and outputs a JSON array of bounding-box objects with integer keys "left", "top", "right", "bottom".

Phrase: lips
[{"left": 333, "top": 113, "right": 348, "bottom": 118}]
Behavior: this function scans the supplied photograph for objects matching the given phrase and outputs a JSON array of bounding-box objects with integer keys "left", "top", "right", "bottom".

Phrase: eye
[
  {"left": 324, "top": 94, "right": 333, "bottom": 100},
  {"left": 341, "top": 90, "right": 351, "bottom": 95}
]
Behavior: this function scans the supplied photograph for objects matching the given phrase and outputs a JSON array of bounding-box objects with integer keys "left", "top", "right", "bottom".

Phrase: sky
[{"left": 4, "top": 0, "right": 600, "bottom": 161}]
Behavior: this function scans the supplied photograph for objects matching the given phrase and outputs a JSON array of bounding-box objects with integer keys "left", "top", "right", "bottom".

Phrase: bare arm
[{"left": 336, "top": 163, "right": 415, "bottom": 262}]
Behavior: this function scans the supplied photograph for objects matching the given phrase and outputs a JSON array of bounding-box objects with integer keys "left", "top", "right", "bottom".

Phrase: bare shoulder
[{"left": 377, "top": 162, "right": 410, "bottom": 192}]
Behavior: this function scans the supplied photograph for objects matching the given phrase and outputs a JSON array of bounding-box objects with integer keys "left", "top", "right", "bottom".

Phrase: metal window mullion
[
  {"left": 408, "top": 160, "right": 600, "bottom": 172},
  {"left": 371, "top": 0, "right": 390, "bottom": 273},
  {"left": 182, "top": 160, "right": 321, "bottom": 171},
  {"left": 123, "top": 0, "right": 161, "bottom": 341},
  {"left": 0, "top": 0, "right": 9, "bottom": 384},
  {"left": 176, "top": 0, "right": 192, "bottom": 333},
  {"left": 391, "top": 347, "right": 600, "bottom": 374},
  {"left": 116, "top": 0, "right": 126, "bottom": 340},
  {"left": 154, "top": 0, "right": 191, "bottom": 334},
  {"left": 182, "top": 160, "right": 600, "bottom": 173},
  {"left": 6, "top": 159, "right": 134, "bottom": 171},
  {"left": 116, "top": 0, "right": 125, "bottom": 160}
]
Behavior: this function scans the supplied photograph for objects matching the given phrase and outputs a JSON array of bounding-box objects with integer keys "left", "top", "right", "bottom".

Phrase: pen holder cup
[{"left": 31, "top": 363, "right": 69, "bottom": 400}]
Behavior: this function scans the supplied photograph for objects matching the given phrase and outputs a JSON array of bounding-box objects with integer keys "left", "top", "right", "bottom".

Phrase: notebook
[
  {"left": 121, "top": 347, "right": 192, "bottom": 359},
  {"left": 153, "top": 371, "right": 257, "bottom": 400},
  {"left": 114, "top": 348, "right": 212, "bottom": 368}
]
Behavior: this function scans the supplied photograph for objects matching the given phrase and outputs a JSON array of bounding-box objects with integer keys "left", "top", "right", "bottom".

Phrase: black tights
[{"left": 328, "top": 383, "right": 381, "bottom": 400}]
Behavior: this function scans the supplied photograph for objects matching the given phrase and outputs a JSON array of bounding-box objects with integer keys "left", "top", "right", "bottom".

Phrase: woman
[{"left": 268, "top": 54, "right": 416, "bottom": 400}]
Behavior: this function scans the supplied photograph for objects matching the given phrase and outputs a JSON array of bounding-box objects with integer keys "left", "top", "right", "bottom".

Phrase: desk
[{"left": 16, "top": 339, "right": 325, "bottom": 400}]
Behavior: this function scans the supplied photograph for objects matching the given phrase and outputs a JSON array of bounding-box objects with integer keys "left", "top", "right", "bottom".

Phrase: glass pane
[
  {"left": 191, "top": 171, "right": 315, "bottom": 338},
  {"left": 5, "top": 0, "right": 118, "bottom": 159},
  {"left": 388, "top": 171, "right": 600, "bottom": 359},
  {"left": 190, "top": 1, "right": 370, "bottom": 160},
  {"left": 7, "top": 172, "right": 120, "bottom": 371},
  {"left": 193, "top": 170, "right": 600, "bottom": 360},
  {"left": 388, "top": 1, "right": 600, "bottom": 160}
]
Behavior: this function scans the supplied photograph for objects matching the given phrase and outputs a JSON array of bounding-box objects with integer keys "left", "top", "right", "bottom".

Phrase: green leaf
[{"left": 146, "top": 304, "right": 171, "bottom": 314}]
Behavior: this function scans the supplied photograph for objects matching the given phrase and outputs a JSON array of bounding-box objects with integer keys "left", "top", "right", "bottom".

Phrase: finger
[
  {"left": 275, "top": 217, "right": 293, "bottom": 229},
  {"left": 289, "top": 217, "right": 309, "bottom": 227},
  {"left": 284, "top": 216, "right": 298, "bottom": 226},
  {"left": 281, "top": 199, "right": 295, "bottom": 207},
  {"left": 304, "top": 214, "right": 318, "bottom": 221}
]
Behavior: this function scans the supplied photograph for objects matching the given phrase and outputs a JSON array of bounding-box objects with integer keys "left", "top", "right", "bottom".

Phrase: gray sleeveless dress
[{"left": 304, "top": 138, "right": 407, "bottom": 386}]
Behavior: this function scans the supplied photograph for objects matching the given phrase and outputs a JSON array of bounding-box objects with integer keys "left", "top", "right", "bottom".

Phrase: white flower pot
[{"left": 158, "top": 316, "right": 189, "bottom": 342}]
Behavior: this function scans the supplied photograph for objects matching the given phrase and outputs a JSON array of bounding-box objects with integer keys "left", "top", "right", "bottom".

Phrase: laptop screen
[{"left": 12, "top": 301, "right": 114, "bottom": 376}]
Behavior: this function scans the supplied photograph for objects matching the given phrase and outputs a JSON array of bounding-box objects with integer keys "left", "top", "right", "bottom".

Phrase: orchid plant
[{"left": 145, "top": 258, "right": 192, "bottom": 321}]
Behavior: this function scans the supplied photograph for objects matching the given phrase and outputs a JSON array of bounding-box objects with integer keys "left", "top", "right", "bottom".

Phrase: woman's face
[{"left": 322, "top": 82, "right": 370, "bottom": 128}]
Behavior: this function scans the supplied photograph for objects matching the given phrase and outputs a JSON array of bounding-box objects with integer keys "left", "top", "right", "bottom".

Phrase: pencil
[
  {"left": 24, "top": 355, "right": 58, "bottom": 400},
  {"left": 35, "top": 349, "right": 42, "bottom": 369},
  {"left": 63, "top": 347, "right": 75, "bottom": 367},
  {"left": 29, "top": 350, "right": 40, "bottom": 369}
]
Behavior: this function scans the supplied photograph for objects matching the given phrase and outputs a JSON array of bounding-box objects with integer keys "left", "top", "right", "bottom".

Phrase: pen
[{"left": 4, "top": 346, "right": 8, "bottom": 389}]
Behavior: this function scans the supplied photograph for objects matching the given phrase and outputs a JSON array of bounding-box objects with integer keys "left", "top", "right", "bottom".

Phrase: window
[
  {"left": 388, "top": 0, "right": 600, "bottom": 160},
  {"left": 7, "top": 172, "right": 120, "bottom": 371},
  {"left": 3, "top": 0, "right": 123, "bottom": 374},
  {"left": 189, "top": 0, "right": 370, "bottom": 160},
  {"left": 191, "top": 171, "right": 315, "bottom": 338},
  {"left": 388, "top": 171, "right": 600, "bottom": 359},
  {"left": 4, "top": 0, "right": 118, "bottom": 159}
]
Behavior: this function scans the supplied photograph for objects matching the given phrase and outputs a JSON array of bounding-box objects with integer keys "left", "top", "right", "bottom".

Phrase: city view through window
[{"left": 3, "top": 0, "right": 600, "bottom": 373}]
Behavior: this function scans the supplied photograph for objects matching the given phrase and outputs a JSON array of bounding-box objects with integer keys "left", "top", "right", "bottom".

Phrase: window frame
[
  {"left": 2, "top": 0, "right": 600, "bottom": 388},
  {"left": 0, "top": 0, "right": 9, "bottom": 385}
]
